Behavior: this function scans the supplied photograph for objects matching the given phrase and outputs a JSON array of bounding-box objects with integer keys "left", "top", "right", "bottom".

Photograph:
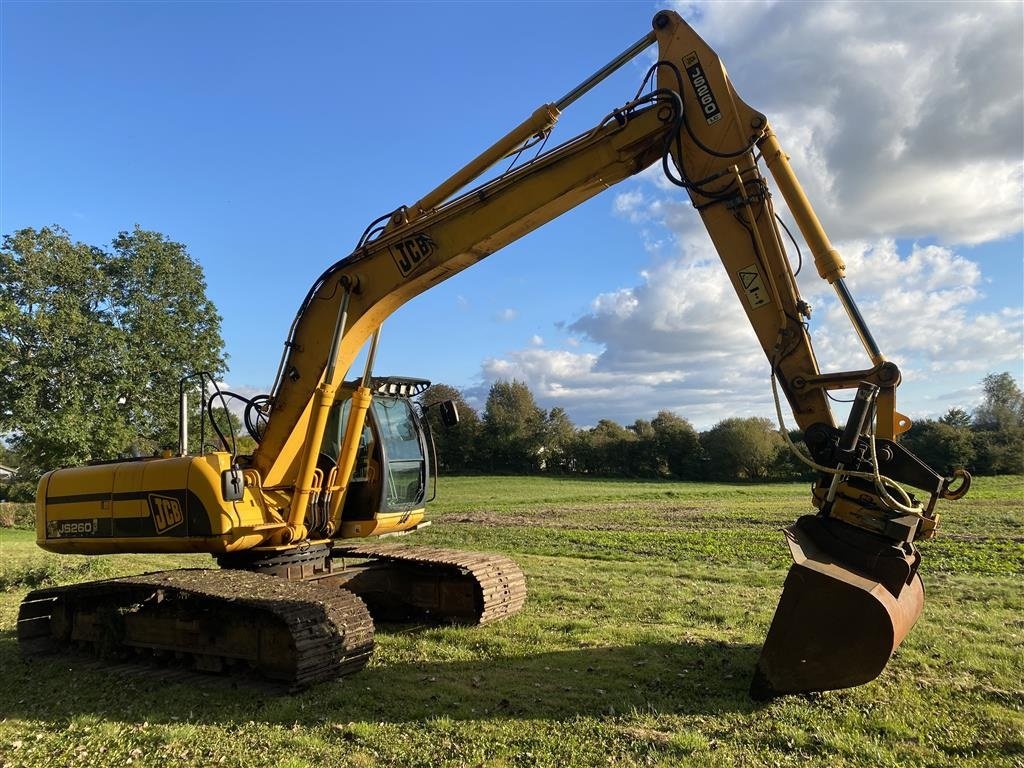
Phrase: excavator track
[
  {"left": 17, "top": 569, "right": 373, "bottom": 690},
  {"left": 335, "top": 544, "right": 527, "bottom": 625}
]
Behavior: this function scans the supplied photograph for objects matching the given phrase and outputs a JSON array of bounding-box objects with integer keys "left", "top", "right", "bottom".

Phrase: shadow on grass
[{"left": 0, "top": 630, "right": 765, "bottom": 725}]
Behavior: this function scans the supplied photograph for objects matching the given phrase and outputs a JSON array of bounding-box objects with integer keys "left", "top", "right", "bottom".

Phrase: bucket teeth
[{"left": 752, "top": 516, "right": 924, "bottom": 699}]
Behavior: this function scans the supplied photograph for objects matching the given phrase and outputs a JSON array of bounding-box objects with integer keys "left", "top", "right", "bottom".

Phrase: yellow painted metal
[
  {"left": 112, "top": 461, "right": 147, "bottom": 523},
  {"left": 759, "top": 129, "right": 846, "bottom": 285},
  {"left": 411, "top": 104, "right": 561, "bottom": 221},
  {"left": 37, "top": 453, "right": 271, "bottom": 555},
  {"left": 37, "top": 9, "right": 922, "bottom": 561},
  {"left": 893, "top": 411, "right": 913, "bottom": 435},
  {"left": 339, "top": 509, "right": 426, "bottom": 539},
  {"left": 761, "top": 127, "right": 885, "bottom": 369},
  {"left": 282, "top": 379, "right": 338, "bottom": 542},
  {"left": 251, "top": 7, "right": 927, "bottom": 513},
  {"left": 327, "top": 385, "right": 373, "bottom": 534},
  {"left": 653, "top": 13, "right": 834, "bottom": 431},
  {"left": 27, "top": 9, "right": 968, "bottom": 702},
  {"left": 876, "top": 388, "right": 898, "bottom": 440},
  {"left": 254, "top": 104, "right": 675, "bottom": 487},
  {"left": 38, "top": 464, "right": 113, "bottom": 523}
]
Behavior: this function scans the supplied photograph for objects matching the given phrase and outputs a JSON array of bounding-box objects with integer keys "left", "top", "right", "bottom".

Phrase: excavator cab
[{"left": 317, "top": 377, "right": 434, "bottom": 538}]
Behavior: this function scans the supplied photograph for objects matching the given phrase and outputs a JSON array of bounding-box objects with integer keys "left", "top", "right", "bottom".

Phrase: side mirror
[{"left": 440, "top": 400, "right": 460, "bottom": 427}]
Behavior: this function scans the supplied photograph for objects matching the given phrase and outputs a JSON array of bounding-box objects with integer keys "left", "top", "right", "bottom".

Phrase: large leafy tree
[
  {"left": 572, "top": 419, "right": 637, "bottom": 476},
  {"left": 1, "top": 226, "right": 225, "bottom": 483},
  {"left": 971, "top": 372, "right": 1024, "bottom": 474},
  {"left": 481, "top": 380, "right": 545, "bottom": 473},
  {"left": 939, "top": 407, "right": 972, "bottom": 429},
  {"left": 542, "top": 406, "right": 576, "bottom": 473},
  {"left": 973, "top": 372, "right": 1024, "bottom": 432},
  {"left": 419, "top": 383, "right": 481, "bottom": 473},
  {"left": 900, "top": 419, "right": 975, "bottom": 476},
  {"left": 700, "top": 416, "right": 783, "bottom": 480},
  {"left": 625, "top": 419, "right": 660, "bottom": 478},
  {"left": 107, "top": 228, "right": 225, "bottom": 450},
  {"left": 651, "top": 410, "right": 702, "bottom": 479}
]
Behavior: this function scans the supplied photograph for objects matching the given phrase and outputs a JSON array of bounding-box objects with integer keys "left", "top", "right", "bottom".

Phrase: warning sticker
[{"left": 738, "top": 264, "right": 771, "bottom": 308}]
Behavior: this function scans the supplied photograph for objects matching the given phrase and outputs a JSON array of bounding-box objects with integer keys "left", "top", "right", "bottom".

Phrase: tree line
[{"left": 420, "top": 372, "right": 1024, "bottom": 481}]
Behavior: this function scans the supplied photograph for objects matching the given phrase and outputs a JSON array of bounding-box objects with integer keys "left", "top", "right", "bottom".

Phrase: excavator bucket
[{"left": 750, "top": 517, "right": 924, "bottom": 699}]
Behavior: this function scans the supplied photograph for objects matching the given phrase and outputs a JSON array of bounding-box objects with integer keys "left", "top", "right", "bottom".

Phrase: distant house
[{"left": 0, "top": 464, "right": 16, "bottom": 482}]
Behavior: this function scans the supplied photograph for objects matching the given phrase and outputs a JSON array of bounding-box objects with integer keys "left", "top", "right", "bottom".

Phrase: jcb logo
[
  {"left": 149, "top": 494, "right": 184, "bottom": 534},
  {"left": 389, "top": 233, "right": 437, "bottom": 276}
]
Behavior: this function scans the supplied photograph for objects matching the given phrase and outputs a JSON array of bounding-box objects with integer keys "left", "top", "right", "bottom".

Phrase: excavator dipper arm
[{"left": 649, "top": 11, "right": 971, "bottom": 696}]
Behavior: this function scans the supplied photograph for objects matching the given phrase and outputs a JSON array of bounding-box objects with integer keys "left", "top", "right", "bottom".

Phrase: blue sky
[{"left": 3, "top": 1, "right": 1022, "bottom": 429}]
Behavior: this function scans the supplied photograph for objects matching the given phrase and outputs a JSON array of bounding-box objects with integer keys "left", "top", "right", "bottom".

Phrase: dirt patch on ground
[
  {"left": 440, "top": 508, "right": 785, "bottom": 532},
  {"left": 444, "top": 511, "right": 632, "bottom": 531}
]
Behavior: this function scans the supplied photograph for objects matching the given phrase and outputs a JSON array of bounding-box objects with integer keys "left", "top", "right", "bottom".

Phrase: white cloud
[
  {"left": 802, "top": 240, "right": 1023, "bottom": 379},
  {"left": 613, "top": 190, "right": 651, "bottom": 223},
  {"left": 494, "top": 308, "right": 519, "bottom": 322},
  {"left": 672, "top": 0, "right": 1024, "bottom": 245},
  {"left": 530, "top": 334, "right": 544, "bottom": 346},
  {"left": 480, "top": 235, "right": 1021, "bottom": 427}
]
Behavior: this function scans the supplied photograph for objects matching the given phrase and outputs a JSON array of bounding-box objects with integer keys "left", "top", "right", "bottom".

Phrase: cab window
[{"left": 371, "top": 397, "right": 426, "bottom": 509}]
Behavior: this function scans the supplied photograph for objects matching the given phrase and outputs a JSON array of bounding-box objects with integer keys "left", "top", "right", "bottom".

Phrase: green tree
[
  {"left": 107, "top": 227, "right": 225, "bottom": 452},
  {"left": 0, "top": 442, "right": 22, "bottom": 500},
  {"left": 773, "top": 429, "right": 817, "bottom": 481},
  {"left": 481, "top": 380, "right": 545, "bottom": 472},
  {"left": 576, "top": 419, "right": 637, "bottom": 476},
  {"left": 700, "top": 416, "right": 783, "bottom": 480},
  {"left": 971, "top": 372, "right": 1024, "bottom": 475},
  {"left": 627, "top": 418, "right": 660, "bottom": 477},
  {"left": 651, "top": 410, "right": 702, "bottom": 478},
  {"left": 1, "top": 226, "right": 131, "bottom": 474},
  {"left": 542, "top": 406, "right": 576, "bottom": 473},
  {"left": 939, "top": 407, "right": 972, "bottom": 428},
  {"left": 0, "top": 226, "right": 226, "bottom": 481},
  {"left": 972, "top": 430, "right": 1024, "bottom": 475},
  {"left": 973, "top": 372, "right": 1024, "bottom": 431},
  {"left": 419, "top": 383, "right": 481, "bottom": 473},
  {"left": 900, "top": 419, "right": 975, "bottom": 476},
  {"left": 0, "top": 442, "right": 19, "bottom": 469}
]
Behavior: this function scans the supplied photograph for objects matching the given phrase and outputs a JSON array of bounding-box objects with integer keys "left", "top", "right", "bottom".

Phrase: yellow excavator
[{"left": 18, "top": 10, "right": 971, "bottom": 697}]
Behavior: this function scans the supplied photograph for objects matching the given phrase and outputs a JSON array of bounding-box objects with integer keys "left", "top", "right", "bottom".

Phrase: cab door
[{"left": 369, "top": 397, "right": 428, "bottom": 512}]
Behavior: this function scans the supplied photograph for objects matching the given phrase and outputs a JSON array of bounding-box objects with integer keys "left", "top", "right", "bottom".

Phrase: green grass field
[{"left": 1, "top": 476, "right": 1021, "bottom": 767}]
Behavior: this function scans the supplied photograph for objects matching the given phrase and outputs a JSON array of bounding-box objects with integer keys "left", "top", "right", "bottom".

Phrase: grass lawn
[{"left": 0, "top": 476, "right": 1021, "bottom": 767}]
